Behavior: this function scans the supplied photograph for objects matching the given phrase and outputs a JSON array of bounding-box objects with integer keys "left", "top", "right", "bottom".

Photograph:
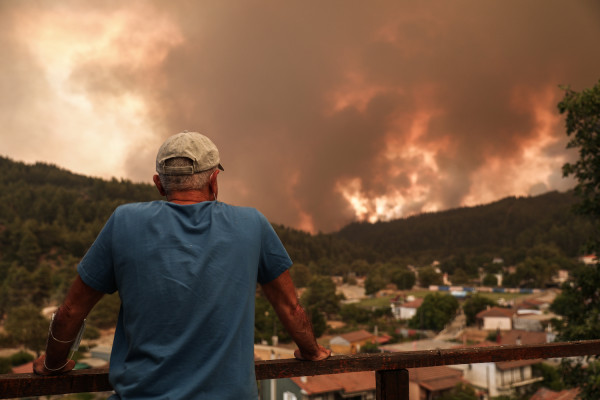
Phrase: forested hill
[
  {"left": 336, "top": 191, "right": 592, "bottom": 263},
  {"left": 0, "top": 156, "right": 161, "bottom": 262},
  {"left": 0, "top": 155, "right": 591, "bottom": 273}
]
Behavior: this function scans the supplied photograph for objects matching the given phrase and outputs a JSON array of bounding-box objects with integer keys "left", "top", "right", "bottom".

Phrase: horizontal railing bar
[
  {"left": 0, "top": 368, "right": 110, "bottom": 399},
  {"left": 255, "top": 339, "right": 600, "bottom": 379},
  {"left": 1, "top": 340, "right": 599, "bottom": 399}
]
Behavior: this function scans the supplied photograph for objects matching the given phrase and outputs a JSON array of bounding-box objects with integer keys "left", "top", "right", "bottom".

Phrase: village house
[
  {"left": 449, "top": 342, "right": 543, "bottom": 399},
  {"left": 259, "top": 371, "right": 375, "bottom": 400},
  {"left": 517, "top": 298, "right": 549, "bottom": 312},
  {"left": 513, "top": 311, "right": 557, "bottom": 333},
  {"left": 407, "top": 366, "right": 464, "bottom": 400},
  {"left": 329, "top": 329, "right": 375, "bottom": 354},
  {"left": 390, "top": 297, "right": 423, "bottom": 321},
  {"left": 507, "top": 298, "right": 557, "bottom": 332},
  {"left": 476, "top": 307, "right": 514, "bottom": 330},
  {"left": 381, "top": 335, "right": 546, "bottom": 399}
]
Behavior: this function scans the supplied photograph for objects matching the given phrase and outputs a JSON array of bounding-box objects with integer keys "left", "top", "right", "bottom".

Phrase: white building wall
[
  {"left": 400, "top": 307, "right": 418, "bottom": 320},
  {"left": 496, "top": 367, "right": 528, "bottom": 390},
  {"left": 451, "top": 363, "right": 498, "bottom": 398},
  {"left": 483, "top": 317, "right": 511, "bottom": 330},
  {"left": 513, "top": 317, "right": 543, "bottom": 331}
]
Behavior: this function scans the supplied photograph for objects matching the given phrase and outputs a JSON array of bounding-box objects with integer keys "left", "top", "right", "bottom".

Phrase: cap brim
[{"left": 218, "top": 163, "right": 224, "bottom": 171}]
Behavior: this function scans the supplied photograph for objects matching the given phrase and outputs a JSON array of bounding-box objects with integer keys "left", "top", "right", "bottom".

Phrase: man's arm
[
  {"left": 261, "top": 270, "right": 331, "bottom": 361},
  {"left": 33, "top": 275, "right": 105, "bottom": 375}
]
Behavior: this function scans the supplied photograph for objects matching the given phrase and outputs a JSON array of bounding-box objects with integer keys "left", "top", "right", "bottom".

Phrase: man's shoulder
[
  {"left": 116, "top": 200, "right": 161, "bottom": 209},
  {"left": 113, "top": 201, "right": 163, "bottom": 215},
  {"left": 219, "top": 202, "right": 258, "bottom": 213},
  {"left": 218, "top": 202, "right": 265, "bottom": 218}
]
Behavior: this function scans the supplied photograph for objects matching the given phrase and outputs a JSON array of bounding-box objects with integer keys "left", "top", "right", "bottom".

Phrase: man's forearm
[
  {"left": 43, "top": 305, "right": 86, "bottom": 369},
  {"left": 34, "top": 275, "right": 104, "bottom": 375},
  {"left": 261, "top": 271, "right": 330, "bottom": 361},
  {"left": 275, "top": 301, "right": 321, "bottom": 358}
]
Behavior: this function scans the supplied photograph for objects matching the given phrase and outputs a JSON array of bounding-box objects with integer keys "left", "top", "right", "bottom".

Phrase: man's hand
[
  {"left": 33, "top": 354, "right": 76, "bottom": 376},
  {"left": 294, "top": 344, "right": 331, "bottom": 361}
]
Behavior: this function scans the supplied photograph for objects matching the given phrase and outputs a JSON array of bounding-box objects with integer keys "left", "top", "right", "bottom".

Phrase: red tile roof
[
  {"left": 530, "top": 387, "right": 580, "bottom": 400},
  {"left": 375, "top": 334, "right": 392, "bottom": 344},
  {"left": 476, "top": 307, "right": 514, "bottom": 319},
  {"left": 420, "top": 376, "right": 464, "bottom": 392},
  {"left": 496, "top": 359, "right": 542, "bottom": 370},
  {"left": 408, "top": 366, "right": 463, "bottom": 392},
  {"left": 401, "top": 298, "right": 424, "bottom": 309},
  {"left": 339, "top": 329, "right": 374, "bottom": 343},
  {"left": 291, "top": 371, "right": 375, "bottom": 395},
  {"left": 11, "top": 362, "right": 33, "bottom": 374}
]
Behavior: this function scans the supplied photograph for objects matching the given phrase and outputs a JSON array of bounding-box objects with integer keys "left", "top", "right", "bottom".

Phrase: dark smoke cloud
[{"left": 2, "top": 1, "right": 600, "bottom": 232}]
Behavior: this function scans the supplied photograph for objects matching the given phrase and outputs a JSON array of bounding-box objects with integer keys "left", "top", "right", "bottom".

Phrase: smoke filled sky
[{"left": 1, "top": 1, "right": 600, "bottom": 232}]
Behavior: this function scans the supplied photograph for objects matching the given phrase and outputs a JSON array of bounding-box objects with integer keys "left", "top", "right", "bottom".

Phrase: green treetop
[{"left": 559, "top": 80, "right": 600, "bottom": 251}]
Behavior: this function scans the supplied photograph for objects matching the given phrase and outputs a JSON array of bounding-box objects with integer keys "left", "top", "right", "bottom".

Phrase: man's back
[
  {"left": 78, "top": 200, "right": 291, "bottom": 399},
  {"left": 34, "top": 131, "right": 329, "bottom": 396}
]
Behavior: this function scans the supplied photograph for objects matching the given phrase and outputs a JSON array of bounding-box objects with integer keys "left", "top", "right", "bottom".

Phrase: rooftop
[
  {"left": 476, "top": 306, "right": 514, "bottom": 319},
  {"left": 496, "top": 358, "right": 542, "bottom": 370},
  {"left": 291, "top": 371, "right": 375, "bottom": 395},
  {"left": 337, "top": 329, "right": 374, "bottom": 343},
  {"left": 10, "top": 362, "right": 33, "bottom": 374},
  {"left": 408, "top": 366, "right": 463, "bottom": 391},
  {"left": 400, "top": 298, "right": 424, "bottom": 309}
]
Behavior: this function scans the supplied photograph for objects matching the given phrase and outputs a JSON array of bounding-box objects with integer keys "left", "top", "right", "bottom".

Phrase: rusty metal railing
[{"left": 1, "top": 340, "right": 599, "bottom": 399}]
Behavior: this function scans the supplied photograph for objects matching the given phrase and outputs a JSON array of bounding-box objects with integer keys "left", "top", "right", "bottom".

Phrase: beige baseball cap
[{"left": 156, "top": 131, "right": 224, "bottom": 175}]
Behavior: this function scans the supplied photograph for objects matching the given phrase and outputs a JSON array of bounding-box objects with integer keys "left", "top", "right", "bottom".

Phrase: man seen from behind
[{"left": 33, "top": 131, "right": 330, "bottom": 399}]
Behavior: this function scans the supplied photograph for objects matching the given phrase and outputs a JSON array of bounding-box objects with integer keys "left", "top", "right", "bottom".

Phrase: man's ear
[
  {"left": 153, "top": 175, "right": 167, "bottom": 196},
  {"left": 209, "top": 169, "right": 219, "bottom": 199}
]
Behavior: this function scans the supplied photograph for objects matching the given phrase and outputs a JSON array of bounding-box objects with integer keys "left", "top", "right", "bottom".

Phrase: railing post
[{"left": 376, "top": 368, "right": 409, "bottom": 400}]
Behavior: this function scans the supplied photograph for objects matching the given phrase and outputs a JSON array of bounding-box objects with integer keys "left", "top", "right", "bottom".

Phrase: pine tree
[
  {"left": 4, "top": 304, "right": 48, "bottom": 356},
  {"left": 17, "top": 228, "right": 41, "bottom": 271}
]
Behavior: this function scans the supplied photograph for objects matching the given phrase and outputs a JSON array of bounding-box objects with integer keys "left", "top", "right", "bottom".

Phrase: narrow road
[{"left": 435, "top": 313, "right": 466, "bottom": 341}]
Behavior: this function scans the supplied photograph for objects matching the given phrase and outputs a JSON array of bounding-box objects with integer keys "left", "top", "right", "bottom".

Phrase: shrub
[
  {"left": 360, "top": 341, "right": 380, "bottom": 353},
  {"left": 10, "top": 350, "right": 34, "bottom": 366}
]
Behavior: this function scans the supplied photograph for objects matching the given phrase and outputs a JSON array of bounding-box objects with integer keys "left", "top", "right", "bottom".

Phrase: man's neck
[{"left": 167, "top": 190, "right": 213, "bottom": 205}]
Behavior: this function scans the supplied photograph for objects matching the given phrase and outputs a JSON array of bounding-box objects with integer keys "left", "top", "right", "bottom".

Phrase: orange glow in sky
[{"left": 0, "top": 1, "right": 597, "bottom": 232}]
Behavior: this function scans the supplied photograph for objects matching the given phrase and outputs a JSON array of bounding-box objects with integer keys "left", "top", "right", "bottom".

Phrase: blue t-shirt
[{"left": 77, "top": 201, "right": 292, "bottom": 400}]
